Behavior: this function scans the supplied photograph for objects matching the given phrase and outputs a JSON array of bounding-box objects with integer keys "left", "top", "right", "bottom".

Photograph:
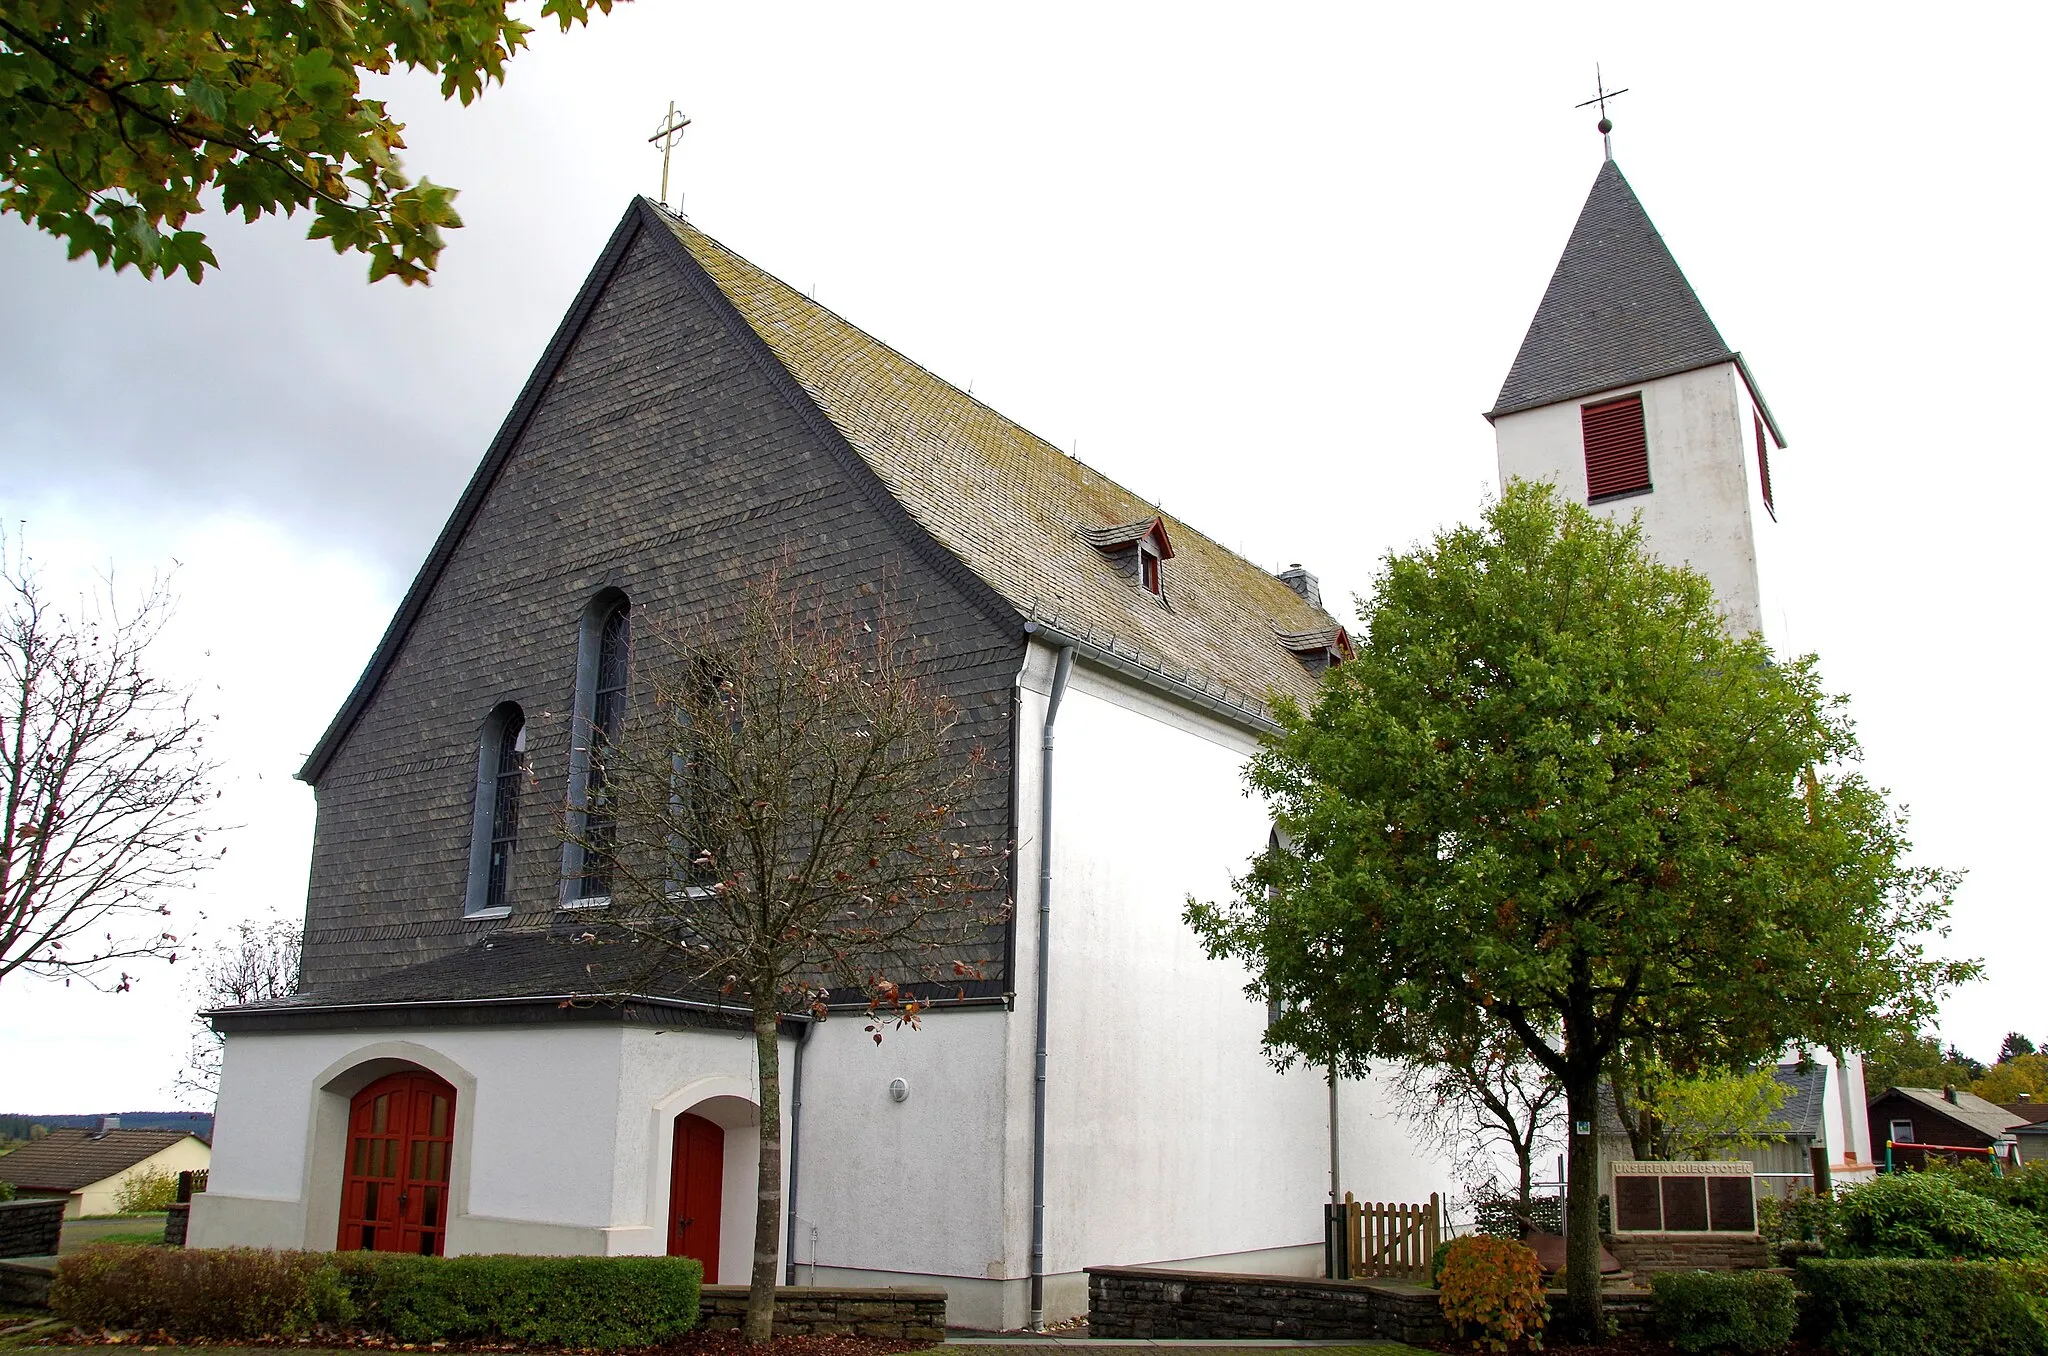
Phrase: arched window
[
  {"left": 464, "top": 704, "right": 525, "bottom": 917},
  {"left": 564, "top": 592, "right": 630, "bottom": 905}
]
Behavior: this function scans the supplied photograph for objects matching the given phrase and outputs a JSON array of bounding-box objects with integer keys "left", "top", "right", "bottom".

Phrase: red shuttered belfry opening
[
  {"left": 1581, "top": 393, "right": 1650, "bottom": 501},
  {"left": 339, "top": 1070, "right": 456, "bottom": 1256}
]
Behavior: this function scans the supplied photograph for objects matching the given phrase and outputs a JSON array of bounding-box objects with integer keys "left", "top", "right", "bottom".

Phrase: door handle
[{"left": 680, "top": 1217, "right": 693, "bottom": 1229}]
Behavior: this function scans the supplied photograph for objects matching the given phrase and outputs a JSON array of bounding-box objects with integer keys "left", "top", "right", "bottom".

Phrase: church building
[{"left": 193, "top": 196, "right": 1447, "bottom": 1328}]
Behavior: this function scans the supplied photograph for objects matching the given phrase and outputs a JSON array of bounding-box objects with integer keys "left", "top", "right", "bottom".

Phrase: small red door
[
  {"left": 339, "top": 1071, "right": 455, "bottom": 1256},
  {"left": 668, "top": 1113, "right": 724, "bottom": 1279}
]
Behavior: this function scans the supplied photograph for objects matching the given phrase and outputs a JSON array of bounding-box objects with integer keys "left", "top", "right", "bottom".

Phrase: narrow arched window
[
  {"left": 464, "top": 703, "right": 526, "bottom": 917},
  {"left": 564, "top": 592, "right": 630, "bottom": 905}
]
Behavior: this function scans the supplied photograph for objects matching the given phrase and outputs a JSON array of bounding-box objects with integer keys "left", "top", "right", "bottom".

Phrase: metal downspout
[
  {"left": 1028, "top": 645, "right": 1075, "bottom": 1331},
  {"left": 783, "top": 1015, "right": 815, "bottom": 1286}
]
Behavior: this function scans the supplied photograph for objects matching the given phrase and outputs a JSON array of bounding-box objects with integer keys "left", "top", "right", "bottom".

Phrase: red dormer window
[{"left": 1081, "top": 516, "right": 1176, "bottom": 599}]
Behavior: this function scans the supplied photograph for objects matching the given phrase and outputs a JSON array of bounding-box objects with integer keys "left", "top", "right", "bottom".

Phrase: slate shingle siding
[{"left": 301, "top": 225, "right": 1022, "bottom": 990}]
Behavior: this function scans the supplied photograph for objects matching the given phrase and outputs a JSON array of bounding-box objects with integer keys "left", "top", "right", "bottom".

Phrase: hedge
[
  {"left": 1833, "top": 1168, "right": 2048, "bottom": 1260},
  {"left": 51, "top": 1245, "right": 702, "bottom": 1347},
  {"left": 1648, "top": 1269, "right": 1795, "bottom": 1354},
  {"left": 1795, "top": 1257, "right": 2048, "bottom": 1356}
]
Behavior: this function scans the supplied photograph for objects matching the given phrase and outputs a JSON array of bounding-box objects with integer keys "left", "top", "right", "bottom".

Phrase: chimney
[
  {"left": 2021, "top": 1092, "right": 2033, "bottom": 1104},
  {"left": 92, "top": 1115, "right": 120, "bottom": 1138},
  {"left": 1276, "top": 564, "right": 1322, "bottom": 611},
  {"left": 1944, "top": 1084, "right": 1959, "bottom": 1105}
]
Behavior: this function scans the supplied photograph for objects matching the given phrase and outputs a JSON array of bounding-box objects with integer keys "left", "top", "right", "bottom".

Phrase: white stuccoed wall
[
  {"left": 1493, "top": 362, "right": 1775, "bottom": 638},
  {"left": 1017, "top": 641, "right": 1452, "bottom": 1322},
  {"left": 193, "top": 1021, "right": 789, "bottom": 1278}
]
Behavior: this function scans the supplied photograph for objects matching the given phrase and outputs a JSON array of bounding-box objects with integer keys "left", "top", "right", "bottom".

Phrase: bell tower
[{"left": 1485, "top": 158, "right": 1785, "bottom": 637}]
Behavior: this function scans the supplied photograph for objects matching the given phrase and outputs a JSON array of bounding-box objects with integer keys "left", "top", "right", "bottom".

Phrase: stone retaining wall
[
  {"left": 1087, "top": 1265, "right": 1447, "bottom": 1346},
  {"left": 696, "top": 1285, "right": 945, "bottom": 1340},
  {"left": 165, "top": 1202, "right": 190, "bottom": 1248},
  {"left": 1606, "top": 1232, "right": 1769, "bottom": 1274},
  {"left": 0, "top": 1198, "right": 64, "bottom": 1259}
]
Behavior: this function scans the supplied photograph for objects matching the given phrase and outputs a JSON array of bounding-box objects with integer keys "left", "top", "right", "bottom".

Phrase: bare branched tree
[
  {"left": 0, "top": 548, "right": 220, "bottom": 991},
  {"left": 1389, "top": 1018, "right": 1563, "bottom": 1211},
  {"left": 564, "top": 574, "right": 1008, "bottom": 1343},
  {"left": 174, "top": 912, "right": 302, "bottom": 1105}
]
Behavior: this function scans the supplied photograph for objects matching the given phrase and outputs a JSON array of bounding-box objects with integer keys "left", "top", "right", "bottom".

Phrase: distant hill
[{"left": 0, "top": 1111, "right": 214, "bottom": 1142}]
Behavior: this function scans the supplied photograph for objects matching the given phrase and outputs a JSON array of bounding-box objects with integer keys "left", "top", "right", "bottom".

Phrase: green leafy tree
[
  {"left": 1861, "top": 1029, "right": 1979, "bottom": 1094},
  {"left": 1610, "top": 1053, "right": 1791, "bottom": 1161},
  {"left": 2001, "top": 1033, "right": 2038, "bottom": 1064},
  {"left": 0, "top": 0, "right": 621, "bottom": 283},
  {"left": 1187, "top": 483, "right": 1975, "bottom": 1338},
  {"left": 1975, "top": 1054, "right": 2048, "bottom": 1105}
]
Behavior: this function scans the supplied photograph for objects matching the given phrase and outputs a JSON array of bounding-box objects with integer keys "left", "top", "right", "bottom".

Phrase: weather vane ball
[{"left": 1598, "top": 116, "right": 1613, "bottom": 135}]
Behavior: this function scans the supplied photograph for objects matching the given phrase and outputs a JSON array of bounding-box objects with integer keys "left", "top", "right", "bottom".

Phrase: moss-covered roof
[{"left": 664, "top": 211, "right": 1340, "bottom": 717}]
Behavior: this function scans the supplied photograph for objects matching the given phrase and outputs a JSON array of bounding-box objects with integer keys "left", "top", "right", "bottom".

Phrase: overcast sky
[{"left": 2, "top": 1, "right": 2042, "bottom": 1112}]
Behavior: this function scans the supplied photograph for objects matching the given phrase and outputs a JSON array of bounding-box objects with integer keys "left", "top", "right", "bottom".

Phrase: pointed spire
[{"left": 1487, "top": 160, "right": 1734, "bottom": 420}]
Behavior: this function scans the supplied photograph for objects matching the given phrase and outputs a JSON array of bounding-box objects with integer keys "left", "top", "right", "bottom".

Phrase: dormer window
[
  {"left": 1275, "top": 625, "right": 1352, "bottom": 674},
  {"left": 1081, "top": 516, "right": 1176, "bottom": 599}
]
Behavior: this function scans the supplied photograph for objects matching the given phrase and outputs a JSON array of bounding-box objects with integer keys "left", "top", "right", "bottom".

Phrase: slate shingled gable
[
  {"left": 1487, "top": 160, "right": 1785, "bottom": 447},
  {"left": 292, "top": 214, "right": 1021, "bottom": 991}
]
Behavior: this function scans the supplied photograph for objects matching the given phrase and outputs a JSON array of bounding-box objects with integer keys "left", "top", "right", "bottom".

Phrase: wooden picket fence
[{"left": 1341, "top": 1191, "right": 1441, "bottom": 1281}]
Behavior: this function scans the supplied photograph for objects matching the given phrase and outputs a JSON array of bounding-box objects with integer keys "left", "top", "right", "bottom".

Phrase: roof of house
[
  {"left": 0, "top": 1128, "right": 197, "bottom": 1192},
  {"left": 1488, "top": 160, "right": 1780, "bottom": 443},
  {"left": 2002, "top": 1102, "right": 2048, "bottom": 1127},
  {"left": 1875, "top": 1086, "right": 2031, "bottom": 1141},
  {"left": 661, "top": 212, "right": 1340, "bottom": 719},
  {"left": 298, "top": 202, "right": 1344, "bottom": 781},
  {"left": 1771, "top": 1061, "right": 1829, "bottom": 1141}
]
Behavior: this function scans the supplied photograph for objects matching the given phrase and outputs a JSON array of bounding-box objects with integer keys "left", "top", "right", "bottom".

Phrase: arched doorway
[
  {"left": 339, "top": 1070, "right": 456, "bottom": 1255},
  {"left": 668, "top": 1112, "right": 725, "bottom": 1278}
]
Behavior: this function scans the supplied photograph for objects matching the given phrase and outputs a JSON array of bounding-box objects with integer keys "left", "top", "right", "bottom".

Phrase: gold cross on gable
[
  {"left": 1573, "top": 66, "right": 1629, "bottom": 160},
  {"left": 649, "top": 101, "right": 692, "bottom": 208}
]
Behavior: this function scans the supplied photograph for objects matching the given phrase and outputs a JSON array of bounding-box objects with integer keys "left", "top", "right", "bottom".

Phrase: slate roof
[
  {"left": 216, "top": 931, "right": 727, "bottom": 1013},
  {"left": 1490, "top": 161, "right": 1746, "bottom": 422},
  {"left": 1771, "top": 1061, "right": 1828, "bottom": 1141},
  {"left": 662, "top": 212, "right": 1340, "bottom": 718},
  {"left": 0, "top": 1128, "right": 195, "bottom": 1192},
  {"left": 1878, "top": 1086, "right": 2030, "bottom": 1141}
]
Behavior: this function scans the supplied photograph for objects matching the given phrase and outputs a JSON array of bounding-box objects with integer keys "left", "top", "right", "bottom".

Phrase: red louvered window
[
  {"left": 1581, "top": 394, "right": 1650, "bottom": 502},
  {"left": 1754, "top": 413, "right": 1775, "bottom": 520}
]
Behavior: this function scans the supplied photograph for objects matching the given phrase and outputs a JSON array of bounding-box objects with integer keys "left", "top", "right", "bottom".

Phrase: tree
[
  {"left": 1387, "top": 1017, "right": 1562, "bottom": 1210},
  {"left": 1860, "top": 1028, "right": 1979, "bottom": 1093},
  {"left": 2, "top": 549, "right": 218, "bottom": 991},
  {"left": 0, "top": 0, "right": 620, "bottom": 284},
  {"left": 565, "top": 576, "right": 1007, "bottom": 1343},
  {"left": 174, "top": 911, "right": 301, "bottom": 1104},
  {"left": 2001, "top": 1033, "right": 2037, "bottom": 1064},
  {"left": 1975, "top": 1053, "right": 2048, "bottom": 1105},
  {"left": 1187, "top": 483, "right": 1975, "bottom": 1339},
  {"left": 1608, "top": 1050, "right": 1790, "bottom": 1161}
]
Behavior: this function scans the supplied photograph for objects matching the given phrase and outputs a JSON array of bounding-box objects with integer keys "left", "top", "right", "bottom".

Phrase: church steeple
[
  {"left": 1489, "top": 161, "right": 1736, "bottom": 422},
  {"left": 1487, "top": 159, "right": 1787, "bottom": 637}
]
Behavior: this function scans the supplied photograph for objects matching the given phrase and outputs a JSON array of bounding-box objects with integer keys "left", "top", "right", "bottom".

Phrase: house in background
[
  {"left": 0, "top": 1120, "right": 211, "bottom": 1217},
  {"left": 195, "top": 195, "right": 1449, "bottom": 1328},
  {"left": 1868, "top": 1086, "right": 2026, "bottom": 1171},
  {"left": 2003, "top": 1099, "right": 2048, "bottom": 1165}
]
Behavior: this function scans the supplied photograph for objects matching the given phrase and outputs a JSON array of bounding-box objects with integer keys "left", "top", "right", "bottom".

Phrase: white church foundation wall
[
  {"left": 193, "top": 1021, "right": 789, "bottom": 1275},
  {"left": 1007, "top": 648, "right": 1454, "bottom": 1324}
]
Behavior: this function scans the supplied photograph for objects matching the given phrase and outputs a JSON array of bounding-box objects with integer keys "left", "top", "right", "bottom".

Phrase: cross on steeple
[
  {"left": 1574, "top": 66, "right": 1630, "bottom": 161},
  {"left": 649, "top": 101, "right": 692, "bottom": 209}
]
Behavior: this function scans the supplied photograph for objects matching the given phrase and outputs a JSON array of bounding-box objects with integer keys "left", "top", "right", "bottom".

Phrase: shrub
[
  {"left": 51, "top": 1245, "right": 353, "bottom": 1339},
  {"left": 51, "top": 1245, "right": 702, "bottom": 1348},
  {"left": 1834, "top": 1169, "right": 2048, "bottom": 1260},
  {"left": 1648, "top": 1270, "right": 1795, "bottom": 1353},
  {"left": 1952, "top": 1159, "right": 2048, "bottom": 1221},
  {"left": 0, "top": 1179, "right": 14, "bottom": 1202},
  {"left": 347, "top": 1253, "right": 703, "bottom": 1347},
  {"left": 1472, "top": 1191, "right": 1610, "bottom": 1239},
  {"left": 1436, "top": 1234, "right": 1547, "bottom": 1352},
  {"left": 113, "top": 1165, "right": 179, "bottom": 1214},
  {"left": 1795, "top": 1257, "right": 2048, "bottom": 1356}
]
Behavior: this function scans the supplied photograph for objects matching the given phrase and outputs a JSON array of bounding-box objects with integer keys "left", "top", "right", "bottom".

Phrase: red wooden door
[
  {"left": 667, "top": 1113, "right": 724, "bottom": 1279},
  {"left": 339, "top": 1071, "right": 455, "bottom": 1256}
]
